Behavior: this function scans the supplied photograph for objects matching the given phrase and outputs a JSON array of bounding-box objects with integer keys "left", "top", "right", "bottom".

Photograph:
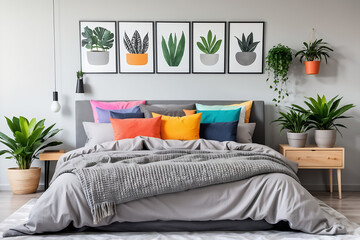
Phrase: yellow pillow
[
  {"left": 229, "top": 101, "right": 253, "bottom": 123},
  {"left": 152, "top": 112, "right": 202, "bottom": 140}
]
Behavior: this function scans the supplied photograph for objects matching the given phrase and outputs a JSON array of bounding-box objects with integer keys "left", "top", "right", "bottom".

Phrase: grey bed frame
[{"left": 75, "top": 100, "right": 265, "bottom": 148}]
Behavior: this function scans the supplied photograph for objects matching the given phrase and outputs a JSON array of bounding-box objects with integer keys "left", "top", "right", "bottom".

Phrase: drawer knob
[{"left": 328, "top": 157, "right": 337, "bottom": 160}]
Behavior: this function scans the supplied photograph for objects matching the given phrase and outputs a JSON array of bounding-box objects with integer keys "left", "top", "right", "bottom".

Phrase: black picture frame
[
  {"left": 192, "top": 21, "right": 226, "bottom": 74},
  {"left": 155, "top": 21, "right": 191, "bottom": 74},
  {"left": 79, "top": 21, "right": 118, "bottom": 74},
  {"left": 118, "top": 21, "right": 155, "bottom": 74},
  {"left": 227, "top": 21, "right": 265, "bottom": 74}
]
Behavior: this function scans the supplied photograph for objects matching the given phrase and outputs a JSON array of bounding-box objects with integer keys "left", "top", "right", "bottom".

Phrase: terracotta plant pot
[
  {"left": 304, "top": 61, "right": 320, "bottom": 75},
  {"left": 287, "top": 132, "right": 308, "bottom": 148},
  {"left": 315, "top": 129, "right": 336, "bottom": 148},
  {"left": 7, "top": 167, "right": 41, "bottom": 194},
  {"left": 126, "top": 53, "right": 148, "bottom": 65}
]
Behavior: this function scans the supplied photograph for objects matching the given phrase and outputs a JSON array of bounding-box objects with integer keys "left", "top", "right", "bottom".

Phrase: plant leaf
[
  {"left": 161, "top": 36, "right": 172, "bottom": 66},
  {"left": 173, "top": 32, "right": 185, "bottom": 66},
  {"left": 209, "top": 40, "right": 222, "bottom": 54},
  {"left": 197, "top": 42, "right": 209, "bottom": 54}
]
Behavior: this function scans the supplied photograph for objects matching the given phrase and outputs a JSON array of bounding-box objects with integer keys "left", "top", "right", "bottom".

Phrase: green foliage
[
  {"left": 197, "top": 30, "right": 222, "bottom": 54},
  {"left": 81, "top": 26, "right": 114, "bottom": 51},
  {"left": 234, "top": 32, "right": 260, "bottom": 52},
  {"left": 291, "top": 95, "right": 355, "bottom": 133},
  {"left": 265, "top": 44, "right": 293, "bottom": 106},
  {"left": 272, "top": 109, "right": 312, "bottom": 133},
  {"left": 295, "top": 39, "right": 333, "bottom": 63},
  {"left": 0, "top": 117, "right": 62, "bottom": 169},
  {"left": 123, "top": 30, "right": 149, "bottom": 54},
  {"left": 76, "top": 70, "right": 83, "bottom": 79},
  {"left": 161, "top": 32, "right": 185, "bottom": 66}
]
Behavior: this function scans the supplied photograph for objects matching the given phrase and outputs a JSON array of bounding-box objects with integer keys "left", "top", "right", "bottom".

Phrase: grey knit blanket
[{"left": 52, "top": 137, "right": 298, "bottom": 224}]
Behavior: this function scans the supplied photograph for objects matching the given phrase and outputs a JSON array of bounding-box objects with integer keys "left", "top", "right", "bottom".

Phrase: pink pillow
[{"left": 90, "top": 100, "right": 146, "bottom": 123}]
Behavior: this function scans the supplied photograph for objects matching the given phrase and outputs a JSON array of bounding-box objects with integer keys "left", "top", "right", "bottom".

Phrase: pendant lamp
[{"left": 51, "top": 0, "right": 61, "bottom": 112}]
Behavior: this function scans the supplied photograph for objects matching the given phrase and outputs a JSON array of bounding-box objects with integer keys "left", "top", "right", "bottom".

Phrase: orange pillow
[
  {"left": 183, "top": 109, "right": 196, "bottom": 116},
  {"left": 110, "top": 116, "right": 161, "bottom": 140},
  {"left": 152, "top": 113, "right": 202, "bottom": 140},
  {"left": 229, "top": 101, "right": 253, "bottom": 123}
]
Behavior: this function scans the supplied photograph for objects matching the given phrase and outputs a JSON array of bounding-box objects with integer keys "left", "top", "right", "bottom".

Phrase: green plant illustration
[
  {"left": 81, "top": 26, "right": 114, "bottom": 51},
  {"left": 161, "top": 32, "right": 185, "bottom": 66},
  {"left": 123, "top": 30, "right": 149, "bottom": 54},
  {"left": 295, "top": 39, "right": 333, "bottom": 63},
  {"left": 235, "top": 32, "right": 260, "bottom": 52},
  {"left": 197, "top": 30, "right": 222, "bottom": 54}
]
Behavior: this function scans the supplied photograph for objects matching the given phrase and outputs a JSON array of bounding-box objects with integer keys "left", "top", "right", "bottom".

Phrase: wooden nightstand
[
  {"left": 39, "top": 150, "right": 65, "bottom": 191},
  {"left": 279, "top": 144, "right": 344, "bottom": 199}
]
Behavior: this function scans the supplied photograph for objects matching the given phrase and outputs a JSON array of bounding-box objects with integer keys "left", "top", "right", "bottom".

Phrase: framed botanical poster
[
  {"left": 192, "top": 22, "right": 226, "bottom": 74},
  {"left": 156, "top": 21, "right": 190, "bottom": 74},
  {"left": 79, "top": 21, "right": 117, "bottom": 73},
  {"left": 228, "top": 22, "right": 264, "bottom": 74},
  {"left": 118, "top": 21, "right": 155, "bottom": 73}
]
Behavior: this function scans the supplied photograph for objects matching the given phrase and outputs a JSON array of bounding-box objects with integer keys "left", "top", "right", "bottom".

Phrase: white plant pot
[
  {"left": 200, "top": 54, "right": 219, "bottom": 66},
  {"left": 87, "top": 51, "right": 109, "bottom": 65},
  {"left": 315, "top": 129, "right": 336, "bottom": 148},
  {"left": 235, "top": 52, "right": 256, "bottom": 66},
  {"left": 287, "top": 132, "right": 308, "bottom": 148}
]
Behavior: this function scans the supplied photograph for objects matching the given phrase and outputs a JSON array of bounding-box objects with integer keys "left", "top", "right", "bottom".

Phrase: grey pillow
[
  {"left": 140, "top": 104, "right": 196, "bottom": 118},
  {"left": 236, "top": 123, "right": 256, "bottom": 143},
  {"left": 83, "top": 122, "right": 114, "bottom": 147}
]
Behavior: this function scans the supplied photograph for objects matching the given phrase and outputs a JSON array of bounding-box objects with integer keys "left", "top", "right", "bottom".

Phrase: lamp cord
[{"left": 52, "top": 0, "right": 57, "bottom": 92}]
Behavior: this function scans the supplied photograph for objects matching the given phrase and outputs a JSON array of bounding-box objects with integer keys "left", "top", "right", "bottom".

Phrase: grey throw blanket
[{"left": 52, "top": 137, "right": 299, "bottom": 224}]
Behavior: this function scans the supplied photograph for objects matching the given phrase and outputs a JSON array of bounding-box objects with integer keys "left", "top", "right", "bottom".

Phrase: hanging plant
[{"left": 265, "top": 44, "right": 293, "bottom": 106}]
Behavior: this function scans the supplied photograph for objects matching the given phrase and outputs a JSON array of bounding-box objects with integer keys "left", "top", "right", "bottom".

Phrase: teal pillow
[{"left": 198, "top": 108, "right": 241, "bottom": 124}]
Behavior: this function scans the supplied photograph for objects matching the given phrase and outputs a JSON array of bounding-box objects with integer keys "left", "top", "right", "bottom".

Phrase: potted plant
[
  {"left": 76, "top": 70, "right": 84, "bottom": 93},
  {"left": 234, "top": 32, "right": 260, "bottom": 66},
  {"left": 197, "top": 30, "right": 222, "bottom": 66},
  {"left": 0, "top": 117, "right": 62, "bottom": 194},
  {"left": 123, "top": 30, "right": 149, "bottom": 65},
  {"left": 292, "top": 95, "right": 355, "bottom": 148},
  {"left": 161, "top": 32, "right": 185, "bottom": 67},
  {"left": 295, "top": 39, "right": 333, "bottom": 75},
  {"left": 265, "top": 44, "right": 293, "bottom": 106},
  {"left": 81, "top": 26, "right": 114, "bottom": 65},
  {"left": 272, "top": 109, "right": 311, "bottom": 148}
]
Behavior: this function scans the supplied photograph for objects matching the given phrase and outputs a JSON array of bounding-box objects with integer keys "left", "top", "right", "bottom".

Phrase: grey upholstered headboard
[{"left": 75, "top": 100, "right": 265, "bottom": 148}]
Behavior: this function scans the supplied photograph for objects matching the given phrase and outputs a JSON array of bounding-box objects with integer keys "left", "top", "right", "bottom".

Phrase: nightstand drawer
[{"left": 286, "top": 150, "right": 343, "bottom": 168}]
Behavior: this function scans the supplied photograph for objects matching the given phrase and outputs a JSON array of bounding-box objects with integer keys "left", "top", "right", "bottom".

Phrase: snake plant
[
  {"left": 161, "top": 32, "right": 185, "bottom": 66},
  {"left": 0, "top": 117, "right": 62, "bottom": 169},
  {"left": 235, "top": 32, "right": 259, "bottom": 52},
  {"left": 197, "top": 30, "right": 222, "bottom": 54},
  {"left": 123, "top": 30, "right": 149, "bottom": 54},
  {"left": 81, "top": 26, "right": 114, "bottom": 51}
]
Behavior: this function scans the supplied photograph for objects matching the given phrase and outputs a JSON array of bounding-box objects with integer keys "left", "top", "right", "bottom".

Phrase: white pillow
[{"left": 83, "top": 122, "right": 114, "bottom": 147}]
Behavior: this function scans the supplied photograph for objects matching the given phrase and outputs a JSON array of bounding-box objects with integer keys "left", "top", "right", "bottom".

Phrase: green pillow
[{"left": 198, "top": 108, "right": 241, "bottom": 124}]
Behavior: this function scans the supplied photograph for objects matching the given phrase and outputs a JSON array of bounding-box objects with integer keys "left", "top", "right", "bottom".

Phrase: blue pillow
[
  {"left": 197, "top": 108, "right": 241, "bottom": 124},
  {"left": 96, "top": 105, "right": 141, "bottom": 123},
  {"left": 110, "top": 112, "right": 144, "bottom": 119},
  {"left": 200, "top": 121, "right": 238, "bottom": 142}
]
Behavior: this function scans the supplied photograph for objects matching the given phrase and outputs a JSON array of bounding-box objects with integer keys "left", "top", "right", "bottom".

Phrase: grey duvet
[{"left": 3, "top": 136, "right": 346, "bottom": 237}]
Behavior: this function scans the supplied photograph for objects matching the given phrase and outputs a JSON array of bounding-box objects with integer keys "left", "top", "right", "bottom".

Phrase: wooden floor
[{"left": 0, "top": 191, "right": 359, "bottom": 224}]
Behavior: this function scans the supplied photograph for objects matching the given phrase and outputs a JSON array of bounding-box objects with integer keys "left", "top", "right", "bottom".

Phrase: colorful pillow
[
  {"left": 197, "top": 109, "right": 241, "bottom": 124},
  {"left": 195, "top": 104, "right": 246, "bottom": 123},
  {"left": 229, "top": 101, "right": 253, "bottom": 123},
  {"left": 140, "top": 104, "right": 196, "bottom": 118},
  {"left": 152, "top": 113, "right": 202, "bottom": 140},
  {"left": 83, "top": 122, "right": 114, "bottom": 147},
  {"left": 200, "top": 121, "right": 238, "bottom": 142},
  {"left": 90, "top": 100, "right": 146, "bottom": 123},
  {"left": 96, "top": 106, "right": 141, "bottom": 123},
  {"left": 183, "top": 109, "right": 197, "bottom": 115},
  {"left": 110, "top": 112, "right": 144, "bottom": 119},
  {"left": 110, "top": 116, "right": 161, "bottom": 140}
]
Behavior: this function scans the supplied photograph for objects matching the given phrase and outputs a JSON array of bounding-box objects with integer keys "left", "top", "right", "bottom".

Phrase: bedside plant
[
  {"left": 0, "top": 117, "right": 62, "bottom": 194},
  {"left": 265, "top": 44, "right": 293, "bottom": 106},
  {"left": 291, "top": 95, "right": 355, "bottom": 148},
  {"left": 272, "top": 109, "right": 311, "bottom": 148},
  {"left": 295, "top": 39, "right": 333, "bottom": 75},
  {"left": 161, "top": 32, "right": 185, "bottom": 67},
  {"left": 197, "top": 30, "right": 222, "bottom": 66},
  {"left": 234, "top": 32, "right": 259, "bottom": 66},
  {"left": 123, "top": 30, "right": 149, "bottom": 65}
]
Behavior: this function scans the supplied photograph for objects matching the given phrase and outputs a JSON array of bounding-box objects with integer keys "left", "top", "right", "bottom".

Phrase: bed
[{"left": 3, "top": 100, "right": 347, "bottom": 237}]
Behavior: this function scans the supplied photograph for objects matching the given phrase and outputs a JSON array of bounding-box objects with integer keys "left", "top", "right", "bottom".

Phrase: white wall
[{"left": 0, "top": 0, "right": 359, "bottom": 190}]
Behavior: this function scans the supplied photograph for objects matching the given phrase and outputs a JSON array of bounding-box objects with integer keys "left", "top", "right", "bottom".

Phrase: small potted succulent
[
  {"left": 81, "top": 26, "right": 114, "bottom": 65},
  {"left": 295, "top": 39, "right": 333, "bottom": 75},
  {"left": 76, "top": 70, "right": 84, "bottom": 93},
  {"left": 0, "top": 117, "right": 62, "bottom": 194},
  {"left": 196, "top": 30, "right": 222, "bottom": 66},
  {"left": 234, "top": 32, "right": 260, "bottom": 66},
  {"left": 123, "top": 30, "right": 149, "bottom": 65},
  {"left": 161, "top": 32, "right": 185, "bottom": 67},
  {"left": 291, "top": 95, "right": 355, "bottom": 148},
  {"left": 272, "top": 109, "right": 311, "bottom": 148}
]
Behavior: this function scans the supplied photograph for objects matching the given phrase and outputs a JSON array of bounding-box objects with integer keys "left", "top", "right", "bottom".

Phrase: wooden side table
[
  {"left": 39, "top": 150, "right": 65, "bottom": 191},
  {"left": 279, "top": 144, "right": 344, "bottom": 199}
]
